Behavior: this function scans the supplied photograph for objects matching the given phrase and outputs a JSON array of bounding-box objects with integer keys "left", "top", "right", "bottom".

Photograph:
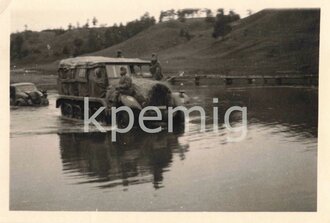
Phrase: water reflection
[
  {"left": 58, "top": 87, "right": 317, "bottom": 191},
  {"left": 59, "top": 128, "right": 188, "bottom": 190}
]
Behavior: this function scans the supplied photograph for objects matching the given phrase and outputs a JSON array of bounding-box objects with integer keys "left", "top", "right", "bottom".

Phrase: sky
[
  {"left": 8, "top": 0, "right": 266, "bottom": 32},
  {"left": 8, "top": 0, "right": 319, "bottom": 33}
]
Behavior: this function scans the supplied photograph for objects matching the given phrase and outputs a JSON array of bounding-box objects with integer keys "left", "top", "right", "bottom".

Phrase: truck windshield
[
  {"left": 130, "top": 64, "right": 152, "bottom": 78},
  {"left": 105, "top": 65, "right": 131, "bottom": 78}
]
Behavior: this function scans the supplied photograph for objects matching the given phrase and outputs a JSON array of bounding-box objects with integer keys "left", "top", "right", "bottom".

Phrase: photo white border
[{"left": 1, "top": 0, "right": 329, "bottom": 222}]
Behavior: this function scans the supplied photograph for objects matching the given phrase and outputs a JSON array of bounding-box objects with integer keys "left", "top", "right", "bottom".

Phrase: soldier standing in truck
[
  {"left": 116, "top": 50, "right": 123, "bottom": 58},
  {"left": 149, "top": 53, "right": 163, "bottom": 81}
]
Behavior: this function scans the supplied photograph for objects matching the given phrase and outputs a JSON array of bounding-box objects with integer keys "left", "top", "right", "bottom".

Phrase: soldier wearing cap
[
  {"left": 117, "top": 66, "right": 133, "bottom": 95},
  {"left": 117, "top": 50, "right": 123, "bottom": 58},
  {"left": 106, "top": 66, "right": 134, "bottom": 105}
]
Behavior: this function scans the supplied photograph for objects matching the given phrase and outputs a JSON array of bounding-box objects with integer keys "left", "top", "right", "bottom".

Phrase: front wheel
[
  {"left": 172, "top": 111, "right": 185, "bottom": 134},
  {"left": 116, "top": 111, "right": 130, "bottom": 128},
  {"left": 72, "top": 104, "right": 83, "bottom": 119},
  {"left": 116, "top": 109, "right": 139, "bottom": 128},
  {"left": 15, "top": 100, "right": 24, "bottom": 106},
  {"left": 173, "top": 110, "right": 185, "bottom": 124}
]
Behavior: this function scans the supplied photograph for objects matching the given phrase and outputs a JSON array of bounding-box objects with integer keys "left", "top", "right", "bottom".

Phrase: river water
[{"left": 10, "top": 86, "right": 318, "bottom": 211}]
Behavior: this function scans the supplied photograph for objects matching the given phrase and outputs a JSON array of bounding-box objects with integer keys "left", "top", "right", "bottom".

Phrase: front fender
[
  {"left": 16, "top": 92, "right": 29, "bottom": 99},
  {"left": 15, "top": 98, "right": 29, "bottom": 106},
  {"left": 119, "top": 95, "right": 142, "bottom": 110}
]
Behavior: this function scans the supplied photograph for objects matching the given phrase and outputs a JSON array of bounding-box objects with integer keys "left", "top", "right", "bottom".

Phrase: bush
[
  {"left": 212, "top": 9, "right": 240, "bottom": 38},
  {"left": 179, "top": 28, "right": 192, "bottom": 40},
  {"left": 205, "top": 16, "right": 215, "bottom": 23},
  {"left": 104, "top": 12, "right": 156, "bottom": 47},
  {"left": 62, "top": 46, "right": 70, "bottom": 55},
  {"left": 10, "top": 34, "right": 24, "bottom": 59}
]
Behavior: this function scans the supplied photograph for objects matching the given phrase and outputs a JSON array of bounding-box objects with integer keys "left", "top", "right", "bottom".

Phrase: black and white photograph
[{"left": 1, "top": 0, "right": 330, "bottom": 221}]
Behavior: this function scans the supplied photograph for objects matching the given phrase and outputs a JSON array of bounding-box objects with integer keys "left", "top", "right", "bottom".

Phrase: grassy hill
[
  {"left": 90, "top": 9, "right": 320, "bottom": 75},
  {"left": 12, "top": 9, "right": 320, "bottom": 76},
  {"left": 11, "top": 27, "right": 106, "bottom": 65},
  {"left": 10, "top": 13, "right": 156, "bottom": 67}
]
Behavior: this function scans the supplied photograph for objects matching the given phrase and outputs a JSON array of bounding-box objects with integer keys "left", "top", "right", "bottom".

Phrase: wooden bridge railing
[{"left": 167, "top": 74, "right": 318, "bottom": 86}]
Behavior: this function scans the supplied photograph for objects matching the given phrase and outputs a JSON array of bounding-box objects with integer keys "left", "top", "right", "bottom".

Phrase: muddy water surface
[{"left": 10, "top": 86, "right": 318, "bottom": 211}]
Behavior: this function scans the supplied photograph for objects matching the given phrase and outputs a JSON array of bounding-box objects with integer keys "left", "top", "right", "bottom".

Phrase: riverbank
[
  {"left": 10, "top": 71, "right": 58, "bottom": 90},
  {"left": 10, "top": 70, "right": 318, "bottom": 91}
]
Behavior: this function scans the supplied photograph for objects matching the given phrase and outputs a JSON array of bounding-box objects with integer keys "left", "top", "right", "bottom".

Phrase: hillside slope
[
  {"left": 10, "top": 14, "right": 156, "bottom": 66},
  {"left": 91, "top": 9, "right": 320, "bottom": 75},
  {"left": 11, "top": 27, "right": 107, "bottom": 65}
]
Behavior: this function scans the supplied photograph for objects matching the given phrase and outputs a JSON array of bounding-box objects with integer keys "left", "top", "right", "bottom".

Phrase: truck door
[{"left": 88, "top": 67, "right": 108, "bottom": 98}]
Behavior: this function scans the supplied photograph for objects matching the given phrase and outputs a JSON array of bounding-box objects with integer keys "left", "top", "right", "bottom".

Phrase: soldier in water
[{"left": 149, "top": 53, "right": 163, "bottom": 81}]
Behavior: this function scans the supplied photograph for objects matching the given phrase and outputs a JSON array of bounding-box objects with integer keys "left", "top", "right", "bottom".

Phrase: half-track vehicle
[{"left": 56, "top": 56, "right": 188, "bottom": 126}]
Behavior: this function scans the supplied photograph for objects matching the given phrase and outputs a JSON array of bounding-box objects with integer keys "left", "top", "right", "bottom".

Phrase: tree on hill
[
  {"left": 212, "top": 9, "right": 240, "bottom": 38},
  {"left": 83, "top": 19, "right": 90, "bottom": 28},
  {"left": 73, "top": 37, "right": 84, "bottom": 56},
  {"left": 228, "top": 10, "right": 240, "bottom": 21},
  {"left": 10, "top": 34, "right": 24, "bottom": 59},
  {"left": 127, "top": 12, "right": 156, "bottom": 35},
  {"left": 92, "top": 17, "right": 98, "bottom": 27},
  {"left": 159, "top": 9, "right": 176, "bottom": 22},
  {"left": 177, "top": 10, "right": 186, "bottom": 22},
  {"left": 62, "top": 45, "right": 70, "bottom": 55},
  {"left": 180, "top": 28, "right": 192, "bottom": 40},
  {"left": 177, "top": 8, "right": 201, "bottom": 22},
  {"left": 104, "top": 12, "right": 155, "bottom": 47},
  {"left": 10, "top": 12, "right": 157, "bottom": 62},
  {"left": 54, "top": 28, "right": 66, "bottom": 36},
  {"left": 87, "top": 29, "right": 103, "bottom": 52},
  {"left": 104, "top": 23, "right": 127, "bottom": 47},
  {"left": 205, "top": 8, "right": 215, "bottom": 23},
  {"left": 159, "top": 10, "right": 164, "bottom": 22}
]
